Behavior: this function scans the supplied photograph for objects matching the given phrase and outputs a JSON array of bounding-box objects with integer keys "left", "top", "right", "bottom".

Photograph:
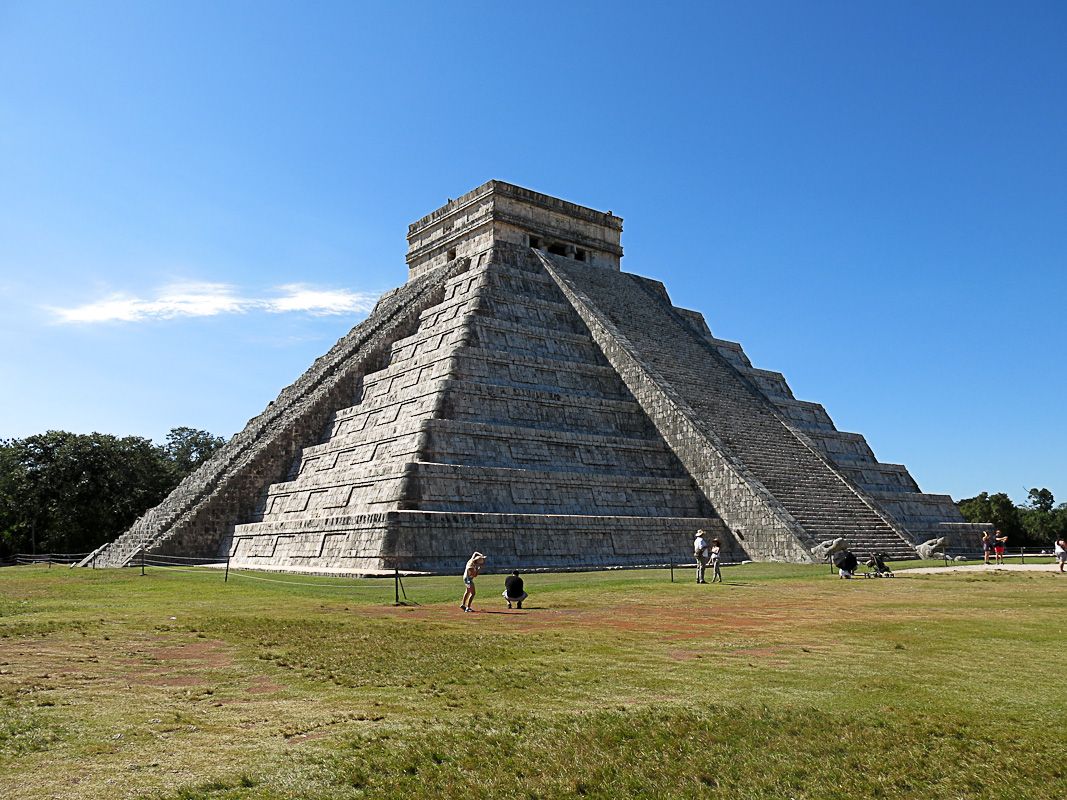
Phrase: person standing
[
  {"left": 710, "top": 538, "right": 723, "bottom": 583},
  {"left": 1054, "top": 537, "right": 1067, "bottom": 573},
  {"left": 461, "top": 552, "right": 485, "bottom": 612},
  {"left": 503, "top": 570, "right": 528, "bottom": 608},
  {"left": 982, "top": 531, "right": 993, "bottom": 564},
  {"left": 694, "top": 530, "right": 709, "bottom": 584},
  {"left": 994, "top": 530, "right": 1008, "bottom": 565}
]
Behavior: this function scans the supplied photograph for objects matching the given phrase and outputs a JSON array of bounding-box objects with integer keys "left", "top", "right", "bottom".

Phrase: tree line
[
  {"left": 956, "top": 488, "right": 1067, "bottom": 548},
  {"left": 0, "top": 428, "right": 225, "bottom": 559}
]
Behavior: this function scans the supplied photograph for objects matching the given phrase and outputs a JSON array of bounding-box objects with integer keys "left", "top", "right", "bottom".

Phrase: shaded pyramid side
[
  {"left": 86, "top": 261, "right": 466, "bottom": 568},
  {"left": 540, "top": 252, "right": 919, "bottom": 561},
  {"left": 228, "top": 245, "right": 733, "bottom": 573}
]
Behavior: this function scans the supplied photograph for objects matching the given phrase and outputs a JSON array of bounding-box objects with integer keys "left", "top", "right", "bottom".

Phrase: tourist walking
[
  {"left": 694, "top": 530, "right": 709, "bottom": 584},
  {"left": 461, "top": 552, "right": 485, "bottom": 612},
  {"left": 1055, "top": 537, "right": 1067, "bottom": 573},
  {"left": 994, "top": 530, "right": 1008, "bottom": 565},
  {"left": 710, "top": 538, "right": 723, "bottom": 583},
  {"left": 502, "top": 570, "right": 528, "bottom": 608}
]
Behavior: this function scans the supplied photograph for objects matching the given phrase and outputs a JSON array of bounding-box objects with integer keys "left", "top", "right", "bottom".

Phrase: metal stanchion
[
  {"left": 141, "top": 547, "right": 145, "bottom": 576},
  {"left": 670, "top": 558, "right": 674, "bottom": 583}
]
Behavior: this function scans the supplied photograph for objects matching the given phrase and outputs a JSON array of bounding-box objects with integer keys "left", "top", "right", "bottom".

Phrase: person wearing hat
[
  {"left": 461, "top": 552, "right": 486, "bottom": 612},
  {"left": 694, "top": 530, "right": 709, "bottom": 584}
]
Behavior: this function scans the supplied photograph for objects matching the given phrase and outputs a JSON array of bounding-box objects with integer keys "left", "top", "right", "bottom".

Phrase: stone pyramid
[{"left": 92, "top": 182, "right": 984, "bottom": 573}]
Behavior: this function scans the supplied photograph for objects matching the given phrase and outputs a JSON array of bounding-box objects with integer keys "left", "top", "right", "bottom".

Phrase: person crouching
[{"left": 503, "top": 570, "right": 528, "bottom": 609}]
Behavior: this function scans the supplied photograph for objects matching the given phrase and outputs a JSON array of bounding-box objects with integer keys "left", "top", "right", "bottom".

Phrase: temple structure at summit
[{"left": 90, "top": 181, "right": 985, "bottom": 573}]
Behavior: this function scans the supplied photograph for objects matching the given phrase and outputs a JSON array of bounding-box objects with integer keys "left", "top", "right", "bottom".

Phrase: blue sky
[{"left": 1, "top": 1, "right": 1064, "bottom": 505}]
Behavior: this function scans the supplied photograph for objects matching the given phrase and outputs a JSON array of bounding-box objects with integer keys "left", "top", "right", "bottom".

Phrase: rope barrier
[
  {"left": 142, "top": 563, "right": 225, "bottom": 575},
  {"left": 132, "top": 561, "right": 391, "bottom": 589},
  {"left": 142, "top": 553, "right": 222, "bottom": 565},
  {"left": 224, "top": 570, "right": 392, "bottom": 589},
  {"left": 142, "top": 558, "right": 225, "bottom": 569}
]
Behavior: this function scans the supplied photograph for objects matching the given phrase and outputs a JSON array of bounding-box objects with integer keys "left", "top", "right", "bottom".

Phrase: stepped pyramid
[{"left": 91, "top": 182, "right": 985, "bottom": 573}]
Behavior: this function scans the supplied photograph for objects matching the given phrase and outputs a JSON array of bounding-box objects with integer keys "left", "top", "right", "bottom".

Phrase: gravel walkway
[{"left": 899, "top": 562, "right": 1065, "bottom": 575}]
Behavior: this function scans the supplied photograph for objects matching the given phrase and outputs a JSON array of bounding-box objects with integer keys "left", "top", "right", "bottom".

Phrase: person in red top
[{"left": 994, "top": 530, "right": 1007, "bottom": 565}]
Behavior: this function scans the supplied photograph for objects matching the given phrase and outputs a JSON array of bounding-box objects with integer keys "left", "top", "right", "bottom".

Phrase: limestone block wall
[
  {"left": 407, "top": 181, "right": 624, "bottom": 278},
  {"left": 230, "top": 511, "right": 734, "bottom": 574}
]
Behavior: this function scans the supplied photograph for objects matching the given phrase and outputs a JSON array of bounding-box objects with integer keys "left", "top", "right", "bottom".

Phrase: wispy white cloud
[
  {"left": 47, "top": 282, "right": 379, "bottom": 323},
  {"left": 265, "top": 284, "right": 379, "bottom": 315}
]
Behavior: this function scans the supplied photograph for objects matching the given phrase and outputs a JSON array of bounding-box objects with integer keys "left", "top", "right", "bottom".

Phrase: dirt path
[{"left": 900, "top": 562, "right": 1065, "bottom": 575}]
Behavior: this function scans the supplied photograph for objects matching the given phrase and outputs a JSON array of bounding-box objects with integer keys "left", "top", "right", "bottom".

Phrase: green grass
[{"left": 1, "top": 561, "right": 1065, "bottom": 798}]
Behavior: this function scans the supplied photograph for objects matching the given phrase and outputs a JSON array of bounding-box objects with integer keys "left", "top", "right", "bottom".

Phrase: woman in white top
[
  {"left": 461, "top": 552, "right": 485, "bottom": 612},
  {"left": 710, "top": 538, "right": 723, "bottom": 583},
  {"left": 1055, "top": 538, "right": 1066, "bottom": 573}
]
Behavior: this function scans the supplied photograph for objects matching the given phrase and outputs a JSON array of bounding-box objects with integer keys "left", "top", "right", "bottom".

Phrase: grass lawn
[{"left": 1, "top": 560, "right": 1065, "bottom": 799}]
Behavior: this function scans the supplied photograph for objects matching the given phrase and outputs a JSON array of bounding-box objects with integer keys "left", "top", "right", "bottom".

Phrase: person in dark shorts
[
  {"left": 503, "top": 570, "right": 528, "bottom": 609},
  {"left": 982, "top": 531, "right": 993, "bottom": 564}
]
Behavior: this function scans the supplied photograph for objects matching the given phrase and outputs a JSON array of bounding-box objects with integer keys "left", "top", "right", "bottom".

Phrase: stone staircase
[
  {"left": 542, "top": 253, "right": 917, "bottom": 561},
  {"left": 686, "top": 319, "right": 977, "bottom": 552}
]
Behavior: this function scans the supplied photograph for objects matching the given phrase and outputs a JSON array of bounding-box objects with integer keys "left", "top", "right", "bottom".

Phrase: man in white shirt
[{"left": 694, "top": 530, "right": 709, "bottom": 584}]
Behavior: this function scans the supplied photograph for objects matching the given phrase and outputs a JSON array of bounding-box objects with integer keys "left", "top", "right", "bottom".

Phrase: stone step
[
  {"left": 449, "top": 346, "right": 634, "bottom": 401},
  {"left": 420, "top": 418, "right": 685, "bottom": 477}
]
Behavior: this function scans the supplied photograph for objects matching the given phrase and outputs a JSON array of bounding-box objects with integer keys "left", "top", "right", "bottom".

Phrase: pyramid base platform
[{"left": 228, "top": 511, "right": 738, "bottom": 573}]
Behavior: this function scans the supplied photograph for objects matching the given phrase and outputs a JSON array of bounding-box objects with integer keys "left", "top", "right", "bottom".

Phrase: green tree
[
  {"left": 164, "top": 427, "right": 226, "bottom": 480},
  {"left": 0, "top": 429, "right": 216, "bottom": 559},
  {"left": 956, "top": 491, "right": 1024, "bottom": 542},
  {"left": 1026, "top": 488, "right": 1054, "bottom": 514},
  {"left": 1020, "top": 488, "right": 1062, "bottom": 546}
]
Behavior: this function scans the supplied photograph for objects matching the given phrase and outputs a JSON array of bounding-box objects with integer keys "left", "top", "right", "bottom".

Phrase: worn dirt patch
[
  {"left": 246, "top": 677, "right": 285, "bottom": 694},
  {"left": 146, "top": 640, "right": 235, "bottom": 668}
]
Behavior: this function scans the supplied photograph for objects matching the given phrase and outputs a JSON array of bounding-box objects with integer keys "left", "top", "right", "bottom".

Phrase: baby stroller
[
  {"left": 862, "top": 552, "right": 894, "bottom": 578},
  {"left": 832, "top": 549, "right": 859, "bottom": 579}
]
